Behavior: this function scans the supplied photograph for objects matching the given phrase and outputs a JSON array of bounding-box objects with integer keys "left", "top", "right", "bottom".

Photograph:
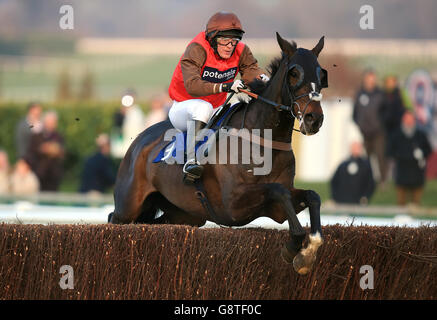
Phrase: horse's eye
[{"left": 290, "top": 71, "right": 298, "bottom": 78}]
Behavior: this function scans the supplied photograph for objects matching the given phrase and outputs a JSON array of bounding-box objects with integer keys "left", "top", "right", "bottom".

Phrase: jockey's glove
[{"left": 220, "top": 80, "right": 245, "bottom": 93}]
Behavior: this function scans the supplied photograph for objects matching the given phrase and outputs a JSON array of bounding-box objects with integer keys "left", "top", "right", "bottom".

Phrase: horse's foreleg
[
  {"left": 290, "top": 188, "right": 323, "bottom": 235},
  {"left": 288, "top": 188, "right": 323, "bottom": 274},
  {"left": 228, "top": 183, "right": 315, "bottom": 274},
  {"left": 263, "top": 184, "right": 307, "bottom": 267}
]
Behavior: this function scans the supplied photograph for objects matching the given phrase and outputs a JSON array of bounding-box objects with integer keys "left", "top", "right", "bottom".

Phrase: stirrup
[{"left": 183, "top": 159, "right": 203, "bottom": 184}]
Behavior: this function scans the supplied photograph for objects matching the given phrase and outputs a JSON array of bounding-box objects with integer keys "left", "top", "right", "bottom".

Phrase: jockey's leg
[
  {"left": 168, "top": 99, "right": 214, "bottom": 181},
  {"left": 168, "top": 99, "right": 214, "bottom": 131},
  {"left": 183, "top": 119, "right": 206, "bottom": 180}
]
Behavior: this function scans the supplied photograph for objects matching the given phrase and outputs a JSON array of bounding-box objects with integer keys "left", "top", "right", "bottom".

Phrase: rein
[{"left": 239, "top": 89, "right": 302, "bottom": 133}]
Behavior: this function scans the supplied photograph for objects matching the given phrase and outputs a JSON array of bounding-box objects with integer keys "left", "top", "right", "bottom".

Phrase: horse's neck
[{"left": 243, "top": 68, "right": 295, "bottom": 143}]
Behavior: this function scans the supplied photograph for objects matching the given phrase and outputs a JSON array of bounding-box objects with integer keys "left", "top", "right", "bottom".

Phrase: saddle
[{"left": 152, "top": 102, "right": 244, "bottom": 164}]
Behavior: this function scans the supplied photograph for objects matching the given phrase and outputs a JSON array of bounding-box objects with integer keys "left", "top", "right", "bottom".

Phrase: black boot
[{"left": 183, "top": 120, "right": 206, "bottom": 184}]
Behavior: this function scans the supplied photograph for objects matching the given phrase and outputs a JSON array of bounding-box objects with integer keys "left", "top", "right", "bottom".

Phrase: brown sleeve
[
  {"left": 180, "top": 43, "right": 221, "bottom": 97},
  {"left": 239, "top": 45, "right": 266, "bottom": 84}
]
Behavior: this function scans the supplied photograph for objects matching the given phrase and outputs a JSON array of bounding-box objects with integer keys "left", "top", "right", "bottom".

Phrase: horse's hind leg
[
  {"left": 153, "top": 194, "right": 207, "bottom": 227},
  {"left": 110, "top": 188, "right": 158, "bottom": 224},
  {"left": 109, "top": 174, "right": 156, "bottom": 224},
  {"left": 135, "top": 193, "right": 160, "bottom": 223}
]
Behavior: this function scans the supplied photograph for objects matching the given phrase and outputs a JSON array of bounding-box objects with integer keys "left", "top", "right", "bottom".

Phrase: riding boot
[{"left": 183, "top": 119, "right": 206, "bottom": 183}]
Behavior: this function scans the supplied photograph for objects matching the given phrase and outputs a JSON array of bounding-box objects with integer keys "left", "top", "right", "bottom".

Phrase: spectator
[
  {"left": 9, "top": 158, "right": 39, "bottom": 195},
  {"left": 352, "top": 69, "right": 387, "bottom": 184},
  {"left": 120, "top": 90, "right": 146, "bottom": 156},
  {"left": 15, "top": 102, "right": 43, "bottom": 159},
  {"left": 79, "top": 133, "right": 116, "bottom": 194},
  {"left": 0, "top": 149, "right": 11, "bottom": 194},
  {"left": 380, "top": 75, "right": 407, "bottom": 180},
  {"left": 387, "top": 111, "right": 432, "bottom": 206},
  {"left": 110, "top": 89, "right": 146, "bottom": 158},
  {"left": 425, "top": 103, "right": 437, "bottom": 180},
  {"left": 26, "top": 111, "right": 65, "bottom": 191},
  {"left": 113, "top": 88, "right": 139, "bottom": 134},
  {"left": 330, "top": 141, "right": 375, "bottom": 205},
  {"left": 381, "top": 75, "right": 406, "bottom": 145},
  {"left": 144, "top": 94, "right": 170, "bottom": 129},
  {"left": 110, "top": 104, "right": 127, "bottom": 159},
  {"left": 113, "top": 104, "right": 126, "bottom": 133}
]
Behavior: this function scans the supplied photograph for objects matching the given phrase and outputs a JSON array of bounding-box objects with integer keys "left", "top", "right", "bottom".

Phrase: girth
[{"left": 225, "top": 127, "right": 292, "bottom": 151}]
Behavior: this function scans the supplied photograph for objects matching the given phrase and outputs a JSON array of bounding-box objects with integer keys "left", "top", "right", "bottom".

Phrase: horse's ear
[
  {"left": 276, "top": 32, "right": 296, "bottom": 56},
  {"left": 312, "top": 36, "right": 325, "bottom": 57}
]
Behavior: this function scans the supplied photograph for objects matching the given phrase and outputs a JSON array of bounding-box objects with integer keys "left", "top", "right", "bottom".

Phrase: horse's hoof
[
  {"left": 281, "top": 244, "right": 299, "bottom": 264},
  {"left": 293, "top": 252, "right": 315, "bottom": 275}
]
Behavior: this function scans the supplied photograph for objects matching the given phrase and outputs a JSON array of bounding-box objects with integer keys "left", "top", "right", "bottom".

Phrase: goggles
[{"left": 216, "top": 37, "right": 240, "bottom": 46}]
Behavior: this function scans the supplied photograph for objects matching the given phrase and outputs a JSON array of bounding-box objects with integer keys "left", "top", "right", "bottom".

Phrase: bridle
[
  {"left": 281, "top": 60, "right": 326, "bottom": 125},
  {"left": 289, "top": 83, "right": 321, "bottom": 126},
  {"left": 239, "top": 57, "right": 327, "bottom": 132}
]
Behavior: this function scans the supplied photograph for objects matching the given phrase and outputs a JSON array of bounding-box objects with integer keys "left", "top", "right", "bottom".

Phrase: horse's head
[{"left": 276, "top": 33, "right": 328, "bottom": 135}]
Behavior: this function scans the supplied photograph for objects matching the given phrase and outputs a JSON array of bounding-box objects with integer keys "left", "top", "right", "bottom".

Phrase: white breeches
[{"left": 168, "top": 99, "right": 214, "bottom": 131}]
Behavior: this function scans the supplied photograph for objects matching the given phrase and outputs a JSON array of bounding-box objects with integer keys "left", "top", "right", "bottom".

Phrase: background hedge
[{"left": 0, "top": 101, "right": 150, "bottom": 183}]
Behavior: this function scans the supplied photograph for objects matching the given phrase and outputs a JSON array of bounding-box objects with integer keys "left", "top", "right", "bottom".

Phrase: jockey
[{"left": 168, "top": 11, "right": 269, "bottom": 181}]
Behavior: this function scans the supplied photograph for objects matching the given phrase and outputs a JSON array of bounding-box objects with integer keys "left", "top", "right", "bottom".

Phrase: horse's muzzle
[{"left": 303, "top": 113, "right": 324, "bottom": 135}]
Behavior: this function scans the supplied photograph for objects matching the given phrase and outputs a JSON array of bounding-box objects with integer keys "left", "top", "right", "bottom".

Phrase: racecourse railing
[
  {"left": 0, "top": 192, "right": 436, "bottom": 221},
  {"left": 0, "top": 192, "right": 113, "bottom": 207}
]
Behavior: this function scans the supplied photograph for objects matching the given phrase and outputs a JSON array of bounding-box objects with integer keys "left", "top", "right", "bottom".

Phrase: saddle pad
[{"left": 152, "top": 102, "right": 240, "bottom": 164}]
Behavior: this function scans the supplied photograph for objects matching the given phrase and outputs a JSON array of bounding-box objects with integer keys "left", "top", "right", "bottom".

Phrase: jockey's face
[{"left": 216, "top": 37, "right": 239, "bottom": 59}]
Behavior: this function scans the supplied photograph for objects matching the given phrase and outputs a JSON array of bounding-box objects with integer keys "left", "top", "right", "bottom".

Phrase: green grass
[
  {"left": 2, "top": 53, "right": 436, "bottom": 102},
  {"left": 295, "top": 179, "right": 437, "bottom": 208},
  {"left": 59, "top": 174, "right": 437, "bottom": 208},
  {"left": 0, "top": 54, "right": 182, "bottom": 101}
]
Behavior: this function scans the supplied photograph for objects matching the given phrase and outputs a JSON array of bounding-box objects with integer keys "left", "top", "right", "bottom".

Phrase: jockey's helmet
[{"left": 205, "top": 12, "right": 245, "bottom": 55}]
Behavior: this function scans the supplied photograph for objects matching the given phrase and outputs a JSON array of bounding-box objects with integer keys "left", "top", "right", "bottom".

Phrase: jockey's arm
[
  {"left": 238, "top": 45, "right": 268, "bottom": 84},
  {"left": 180, "top": 43, "right": 222, "bottom": 97}
]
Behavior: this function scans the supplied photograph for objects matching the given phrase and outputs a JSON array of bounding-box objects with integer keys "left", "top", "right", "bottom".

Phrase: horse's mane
[{"left": 246, "top": 52, "right": 290, "bottom": 95}]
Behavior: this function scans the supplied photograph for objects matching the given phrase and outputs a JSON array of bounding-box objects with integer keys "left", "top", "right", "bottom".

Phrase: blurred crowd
[
  {"left": 110, "top": 89, "right": 171, "bottom": 158},
  {"left": 0, "top": 91, "right": 170, "bottom": 197},
  {"left": 1, "top": 102, "right": 63, "bottom": 196},
  {"left": 331, "top": 69, "right": 434, "bottom": 206}
]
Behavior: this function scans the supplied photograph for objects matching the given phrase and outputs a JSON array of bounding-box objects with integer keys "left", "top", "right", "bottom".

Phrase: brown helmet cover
[{"left": 205, "top": 11, "right": 245, "bottom": 39}]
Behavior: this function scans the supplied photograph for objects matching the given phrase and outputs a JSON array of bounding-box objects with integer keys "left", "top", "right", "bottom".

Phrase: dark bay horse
[{"left": 109, "top": 33, "right": 328, "bottom": 274}]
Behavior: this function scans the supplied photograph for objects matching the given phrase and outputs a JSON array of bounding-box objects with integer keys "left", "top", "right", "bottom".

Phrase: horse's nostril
[
  {"left": 304, "top": 113, "right": 324, "bottom": 131},
  {"left": 305, "top": 114, "right": 314, "bottom": 123},
  {"left": 313, "top": 115, "right": 324, "bottom": 130}
]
